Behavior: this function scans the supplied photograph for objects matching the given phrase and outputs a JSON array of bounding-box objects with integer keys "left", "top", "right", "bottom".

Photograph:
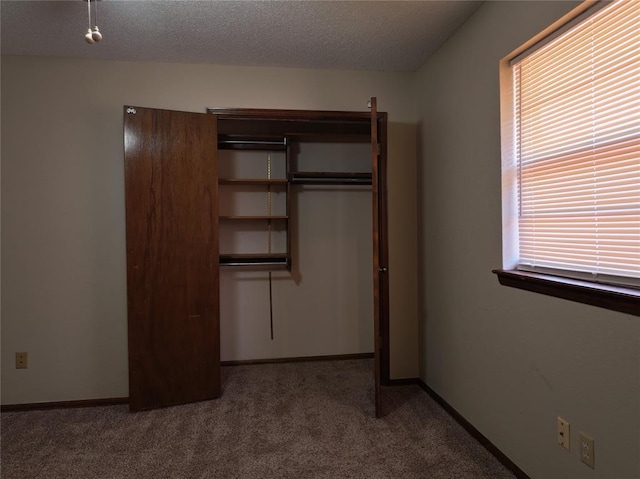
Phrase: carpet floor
[{"left": 1, "top": 359, "right": 516, "bottom": 479}]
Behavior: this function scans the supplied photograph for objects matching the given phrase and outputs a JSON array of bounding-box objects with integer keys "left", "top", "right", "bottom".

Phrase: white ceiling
[{"left": 1, "top": 1, "right": 482, "bottom": 72}]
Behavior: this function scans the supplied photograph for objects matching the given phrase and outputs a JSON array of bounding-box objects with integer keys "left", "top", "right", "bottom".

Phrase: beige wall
[
  {"left": 1, "top": 56, "right": 419, "bottom": 404},
  {"left": 416, "top": 2, "right": 639, "bottom": 479}
]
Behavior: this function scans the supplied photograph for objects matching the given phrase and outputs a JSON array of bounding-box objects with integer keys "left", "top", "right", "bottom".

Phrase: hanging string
[
  {"left": 84, "top": 0, "right": 103, "bottom": 44},
  {"left": 84, "top": 0, "right": 94, "bottom": 43}
]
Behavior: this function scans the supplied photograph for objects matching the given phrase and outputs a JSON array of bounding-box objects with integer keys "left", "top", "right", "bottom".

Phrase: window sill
[{"left": 492, "top": 269, "right": 640, "bottom": 317}]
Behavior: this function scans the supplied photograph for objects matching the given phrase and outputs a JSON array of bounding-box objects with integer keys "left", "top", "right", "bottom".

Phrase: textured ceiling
[{"left": 1, "top": 1, "right": 482, "bottom": 72}]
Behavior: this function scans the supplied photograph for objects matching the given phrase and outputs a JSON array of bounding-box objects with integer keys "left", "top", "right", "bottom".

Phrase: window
[{"left": 496, "top": 0, "right": 640, "bottom": 315}]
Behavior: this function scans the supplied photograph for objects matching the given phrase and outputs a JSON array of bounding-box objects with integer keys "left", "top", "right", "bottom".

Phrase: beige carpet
[{"left": 1, "top": 360, "right": 516, "bottom": 479}]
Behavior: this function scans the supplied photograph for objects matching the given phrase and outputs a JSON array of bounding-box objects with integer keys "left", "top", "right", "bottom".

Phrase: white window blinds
[{"left": 513, "top": 0, "right": 640, "bottom": 286}]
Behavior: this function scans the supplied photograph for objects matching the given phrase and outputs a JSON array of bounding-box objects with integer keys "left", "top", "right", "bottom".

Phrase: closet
[{"left": 124, "top": 99, "right": 389, "bottom": 416}]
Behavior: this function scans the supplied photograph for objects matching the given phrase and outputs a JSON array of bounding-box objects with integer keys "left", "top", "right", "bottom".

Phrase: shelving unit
[
  {"left": 213, "top": 112, "right": 381, "bottom": 272},
  {"left": 217, "top": 134, "right": 290, "bottom": 269}
]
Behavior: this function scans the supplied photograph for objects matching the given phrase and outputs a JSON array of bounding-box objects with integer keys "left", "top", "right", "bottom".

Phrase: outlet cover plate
[
  {"left": 580, "top": 433, "right": 595, "bottom": 469},
  {"left": 557, "top": 417, "right": 570, "bottom": 451},
  {"left": 15, "top": 352, "right": 28, "bottom": 369}
]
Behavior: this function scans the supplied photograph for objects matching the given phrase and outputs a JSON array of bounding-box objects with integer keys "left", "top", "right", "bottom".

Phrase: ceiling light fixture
[{"left": 84, "top": 0, "right": 103, "bottom": 44}]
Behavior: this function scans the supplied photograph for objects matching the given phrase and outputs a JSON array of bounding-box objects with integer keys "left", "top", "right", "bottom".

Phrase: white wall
[
  {"left": 1, "top": 56, "right": 419, "bottom": 404},
  {"left": 416, "top": 2, "right": 639, "bottom": 479}
]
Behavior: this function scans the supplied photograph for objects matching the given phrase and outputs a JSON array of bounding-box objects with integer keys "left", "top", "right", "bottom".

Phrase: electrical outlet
[
  {"left": 15, "top": 352, "right": 28, "bottom": 369},
  {"left": 580, "top": 433, "right": 595, "bottom": 469},
  {"left": 557, "top": 417, "right": 570, "bottom": 450}
]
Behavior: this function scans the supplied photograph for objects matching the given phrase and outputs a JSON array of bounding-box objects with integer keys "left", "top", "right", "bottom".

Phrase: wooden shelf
[
  {"left": 220, "top": 253, "right": 289, "bottom": 267},
  {"left": 289, "top": 172, "right": 372, "bottom": 185},
  {"left": 211, "top": 109, "right": 380, "bottom": 139},
  {"left": 286, "top": 132, "right": 369, "bottom": 143},
  {"left": 218, "top": 178, "right": 288, "bottom": 185},
  {"left": 219, "top": 215, "right": 288, "bottom": 220},
  {"left": 218, "top": 135, "right": 286, "bottom": 151}
]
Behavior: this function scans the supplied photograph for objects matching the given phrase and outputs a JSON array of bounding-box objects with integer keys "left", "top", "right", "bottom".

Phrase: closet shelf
[
  {"left": 218, "top": 135, "right": 287, "bottom": 151},
  {"left": 289, "top": 172, "right": 372, "bottom": 185},
  {"left": 220, "top": 253, "right": 289, "bottom": 268},
  {"left": 218, "top": 178, "right": 288, "bottom": 185},
  {"left": 219, "top": 215, "right": 288, "bottom": 220},
  {"left": 285, "top": 132, "right": 370, "bottom": 143}
]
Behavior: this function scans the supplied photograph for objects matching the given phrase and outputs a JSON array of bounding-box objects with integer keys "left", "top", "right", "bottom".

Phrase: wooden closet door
[
  {"left": 370, "top": 97, "right": 389, "bottom": 418},
  {"left": 124, "top": 106, "right": 220, "bottom": 411}
]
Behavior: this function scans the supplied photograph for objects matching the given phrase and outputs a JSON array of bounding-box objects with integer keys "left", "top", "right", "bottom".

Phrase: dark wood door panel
[
  {"left": 370, "top": 97, "right": 382, "bottom": 418},
  {"left": 124, "top": 106, "right": 220, "bottom": 411},
  {"left": 370, "top": 97, "right": 391, "bottom": 418}
]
